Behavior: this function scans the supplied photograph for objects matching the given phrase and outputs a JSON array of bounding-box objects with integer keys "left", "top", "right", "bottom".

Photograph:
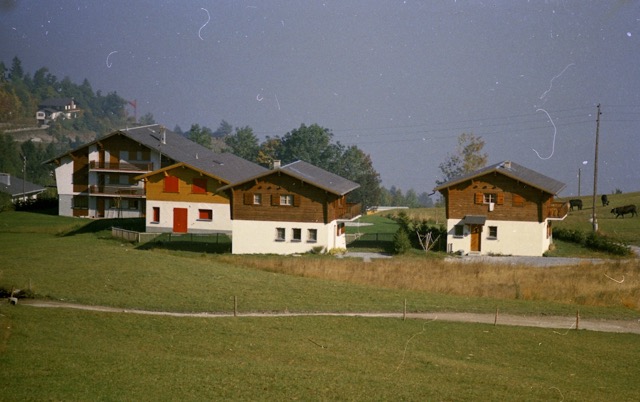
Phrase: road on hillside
[{"left": 15, "top": 299, "right": 640, "bottom": 335}]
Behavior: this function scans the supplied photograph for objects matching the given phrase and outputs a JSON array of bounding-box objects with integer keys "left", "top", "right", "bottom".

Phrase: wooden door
[
  {"left": 470, "top": 225, "right": 482, "bottom": 252},
  {"left": 97, "top": 198, "right": 105, "bottom": 218},
  {"left": 173, "top": 208, "right": 188, "bottom": 233}
]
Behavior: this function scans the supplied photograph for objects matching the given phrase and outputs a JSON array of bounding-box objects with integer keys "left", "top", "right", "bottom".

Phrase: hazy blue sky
[{"left": 2, "top": 0, "right": 639, "bottom": 196}]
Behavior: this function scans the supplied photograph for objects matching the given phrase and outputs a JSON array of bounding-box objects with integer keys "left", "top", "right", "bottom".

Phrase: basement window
[
  {"left": 292, "top": 228, "right": 302, "bottom": 242},
  {"left": 488, "top": 226, "right": 498, "bottom": 239},
  {"left": 275, "top": 227, "right": 285, "bottom": 242},
  {"left": 454, "top": 224, "right": 464, "bottom": 238},
  {"left": 198, "top": 209, "right": 213, "bottom": 221},
  {"left": 307, "top": 229, "right": 318, "bottom": 243}
]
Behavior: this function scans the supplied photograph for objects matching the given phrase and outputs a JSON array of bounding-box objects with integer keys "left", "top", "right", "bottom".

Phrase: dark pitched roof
[
  {"left": 38, "top": 98, "right": 76, "bottom": 108},
  {"left": 0, "top": 173, "right": 46, "bottom": 197},
  {"left": 47, "top": 124, "right": 267, "bottom": 184},
  {"left": 434, "top": 160, "right": 566, "bottom": 195},
  {"left": 136, "top": 154, "right": 268, "bottom": 184},
  {"left": 219, "top": 160, "right": 360, "bottom": 196}
]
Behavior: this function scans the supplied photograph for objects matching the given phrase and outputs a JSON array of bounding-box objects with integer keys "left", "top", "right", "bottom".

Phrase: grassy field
[{"left": 1, "top": 210, "right": 640, "bottom": 400}]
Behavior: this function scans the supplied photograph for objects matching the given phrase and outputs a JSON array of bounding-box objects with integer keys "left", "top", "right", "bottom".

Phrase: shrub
[
  {"left": 553, "top": 227, "right": 631, "bottom": 256},
  {"left": 392, "top": 228, "right": 412, "bottom": 255}
]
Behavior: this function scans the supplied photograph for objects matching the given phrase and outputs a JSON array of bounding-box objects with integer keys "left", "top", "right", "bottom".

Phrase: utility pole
[
  {"left": 578, "top": 168, "right": 581, "bottom": 196},
  {"left": 22, "top": 154, "right": 26, "bottom": 202},
  {"left": 592, "top": 104, "right": 601, "bottom": 232}
]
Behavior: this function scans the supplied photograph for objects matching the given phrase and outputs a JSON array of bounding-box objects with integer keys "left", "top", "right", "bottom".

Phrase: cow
[
  {"left": 569, "top": 199, "right": 583, "bottom": 211},
  {"left": 611, "top": 204, "right": 637, "bottom": 218},
  {"left": 601, "top": 194, "right": 609, "bottom": 206}
]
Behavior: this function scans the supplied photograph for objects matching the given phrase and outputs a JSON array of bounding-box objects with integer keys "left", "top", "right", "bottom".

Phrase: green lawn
[
  {"left": 2, "top": 306, "right": 639, "bottom": 401},
  {"left": 1, "top": 210, "right": 640, "bottom": 400}
]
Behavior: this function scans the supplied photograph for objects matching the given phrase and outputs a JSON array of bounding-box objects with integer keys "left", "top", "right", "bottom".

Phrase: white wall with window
[
  {"left": 232, "top": 219, "right": 345, "bottom": 255},
  {"left": 145, "top": 200, "right": 232, "bottom": 234},
  {"left": 446, "top": 219, "right": 551, "bottom": 256}
]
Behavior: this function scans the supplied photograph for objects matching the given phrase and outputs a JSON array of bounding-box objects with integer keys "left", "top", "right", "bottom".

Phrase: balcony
[
  {"left": 547, "top": 201, "right": 569, "bottom": 220},
  {"left": 89, "top": 161, "right": 153, "bottom": 172},
  {"left": 89, "top": 185, "right": 145, "bottom": 197},
  {"left": 337, "top": 203, "right": 362, "bottom": 221}
]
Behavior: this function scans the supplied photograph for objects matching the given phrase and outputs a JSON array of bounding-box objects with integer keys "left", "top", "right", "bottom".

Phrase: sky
[{"left": 1, "top": 0, "right": 639, "bottom": 197}]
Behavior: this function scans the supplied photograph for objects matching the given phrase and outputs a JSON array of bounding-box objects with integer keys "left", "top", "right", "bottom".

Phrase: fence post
[
  {"left": 576, "top": 310, "right": 580, "bottom": 330},
  {"left": 403, "top": 298, "right": 407, "bottom": 321},
  {"left": 234, "top": 296, "right": 238, "bottom": 317},
  {"left": 494, "top": 308, "right": 499, "bottom": 326}
]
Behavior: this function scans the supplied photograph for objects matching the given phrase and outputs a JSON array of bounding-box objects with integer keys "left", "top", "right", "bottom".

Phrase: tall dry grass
[{"left": 219, "top": 255, "right": 640, "bottom": 310}]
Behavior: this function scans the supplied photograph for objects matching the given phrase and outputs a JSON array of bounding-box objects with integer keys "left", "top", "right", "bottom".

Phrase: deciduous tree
[{"left": 437, "top": 132, "right": 487, "bottom": 185}]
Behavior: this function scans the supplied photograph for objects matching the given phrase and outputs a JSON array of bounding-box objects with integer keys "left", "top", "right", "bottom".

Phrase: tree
[
  {"left": 224, "top": 126, "right": 259, "bottom": 162},
  {"left": 187, "top": 124, "right": 213, "bottom": 149},
  {"left": 437, "top": 133, "right": 487, "bottom": 185},
  {"left": 213, "top": 120, "right": 233, "bottom": 138},
  {"left": 256, "top": 136, "right": 281, "bottom": 167},
  {"left": 334, "top": 145, "right": 380, "bottom": 209},
  {"left": 138, "top": 112, "right": 156, "bottom": 125},
  {"left": 9, "top": 56, "right": 23, "bottom": 81},
  {"left": 278, "top": 123, "right": 341, "bottom": 169}
]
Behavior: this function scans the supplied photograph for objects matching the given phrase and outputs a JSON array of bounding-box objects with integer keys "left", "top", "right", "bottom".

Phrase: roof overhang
[{"left": 463, "top": 215, "right": 487, "bottom": 225}]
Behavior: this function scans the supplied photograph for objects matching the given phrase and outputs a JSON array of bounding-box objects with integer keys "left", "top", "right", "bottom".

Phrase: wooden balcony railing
[
  {"left": 89, "top": 161, "right": 153, "bottom": 172},
  {"left": 548, "top": 201, "right": 569, "bottom": 220},
  {"left": 89, "top": 185, "right": 145, "bottom": 197},
  {"left": 337, "top": 203, "right": 362, "bottom": 220}
]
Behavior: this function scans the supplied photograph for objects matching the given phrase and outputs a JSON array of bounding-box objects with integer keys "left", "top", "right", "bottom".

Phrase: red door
[{"left": 173, "top": 208, "right": 188, "bottom": 233}]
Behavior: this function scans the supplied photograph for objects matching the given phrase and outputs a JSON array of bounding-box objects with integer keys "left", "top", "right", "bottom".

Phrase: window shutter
[
  {"left": 272, "top": 194, "right": 280, "bottom": 206},
  {"left": 243, "top": 193, "right": 252, "bottom": 205},
  {"left": 293, "top": 194, "right": 301, "bottom": 207},
  {"left": 474, "top": 192, "right": 483, "bottom": 204},
  {"left": 497, "top": 192, "right": 504, "bottom": 205}
]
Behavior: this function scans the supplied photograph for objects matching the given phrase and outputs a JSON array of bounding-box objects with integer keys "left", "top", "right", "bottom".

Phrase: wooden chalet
[
  {"left": 434, "top": 160, "right": 569, "bottom": 256},
  {"left": 134, "top": 155, "right": 266, "bottom": 234},
  {"left": 219, "top": 160, "right": 361, "bottom": 255}
]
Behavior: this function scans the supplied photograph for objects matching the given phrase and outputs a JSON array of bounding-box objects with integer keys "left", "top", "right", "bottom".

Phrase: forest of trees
[{"left": 0, "top": 56, "right": 449, "bottom": 210}]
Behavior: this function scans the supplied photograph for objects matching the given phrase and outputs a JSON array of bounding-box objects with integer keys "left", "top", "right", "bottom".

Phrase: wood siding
[
  {"left": 230, "top": 173, "right": 344, "bottom": 224},
  {"left": 143, "top": 166, "right": 229, "bottom": 204},
  {"left": 444, "top": 173, "right": 556, "bottom": 223}
]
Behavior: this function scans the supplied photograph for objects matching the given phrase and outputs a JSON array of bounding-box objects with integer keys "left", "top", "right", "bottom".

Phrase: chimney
[
  {"left": 503, "top": 161, "right": 512, "bottom": 169},
  {"left": 0, "top": 173, "right": 9, "bottom": 186},
  {"left": 272, "top": 160, "right": 281, "bottom": 169},
  {"left": 160, "top": 126, "right": 166, "bottom": 144}
]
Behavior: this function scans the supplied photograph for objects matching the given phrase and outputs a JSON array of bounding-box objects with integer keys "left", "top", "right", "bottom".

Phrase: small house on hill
[
  {"left": 219, "top": 160, "right": 361, "bottom": 255},
  {"left": 36, "top": 98, "right": 80, "bottom": 124},
  {"left": 434, "top": 160, "right": 569, "bottom": 257}
]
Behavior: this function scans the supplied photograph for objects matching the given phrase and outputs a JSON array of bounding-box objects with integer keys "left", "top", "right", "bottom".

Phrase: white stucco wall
[
  {"left": 232, "top": 219, "right": 343, "bottom": 255},
  {"left": 145, "top": 200, "right": 232, "bottom": 234},
  {"left": 446, "top": 219, "right": 551, "bottom": 256}
]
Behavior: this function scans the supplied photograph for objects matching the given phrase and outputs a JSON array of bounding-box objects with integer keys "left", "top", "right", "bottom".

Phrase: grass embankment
[{"left": 1, "top": 210, "right": 640, "bottom": 400}]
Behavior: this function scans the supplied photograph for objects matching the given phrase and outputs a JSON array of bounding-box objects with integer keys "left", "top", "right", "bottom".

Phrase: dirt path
[{"left": 17, "top": 299, "right": 640, "bottom": 335}]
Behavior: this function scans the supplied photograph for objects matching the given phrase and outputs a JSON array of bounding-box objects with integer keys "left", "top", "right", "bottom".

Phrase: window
[
  {"left": 129, "top": 199, "right": 139, "bottom": 210},
  {"left": 276, "top": 227, "right": 285, "bottom": 241},
  {"left": 336, "top": 222, "right": 345, "bottom": 236},
  {"left": 292, "top": 228, "right": 302, "bottom": 242},
  {"left": 192, "top": 178, "right": 207, "bottom": 194},
  {"left": 307, "top": 229, "right": 318, "bottom": 243},
  {"left": 152, "top": 207, "right": 160, "bottom": 223},
  {"left": 164, "top": 176, "right": 179, "bottom": 193},
  {"left": 280, "top": 194, "right": 293, "bottom": 206},
  {"left": 253, "top": 194, "right": 262, "bottom": 205},
  {"left": 483, "top": 193, "right": 496, "bottom": 204},
  {"left": 488, "top": 226, "right": 498, "bottom": 239},
  {"left": 109, "top": 199, "right": 120, "bottom": 209},
  {"left": 72, "top": 196, "right": 88, "bottom": 209},
  {"left": 454, "top": 225, "right": 464, "bottom": 237},
  {"left": 198, "top": 209, "right": 213, "bottom": 221}
]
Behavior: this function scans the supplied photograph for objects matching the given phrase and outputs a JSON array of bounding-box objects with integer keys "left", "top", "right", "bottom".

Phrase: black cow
[
  {"left": 601, "top": 194, "right": 609, "bottom": 206},
  {"left": 611, "top": 204, "right": 637, "bottom": 218},
  {"left": 569, "top": 199, "right": 583, "bottom": 211}
]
